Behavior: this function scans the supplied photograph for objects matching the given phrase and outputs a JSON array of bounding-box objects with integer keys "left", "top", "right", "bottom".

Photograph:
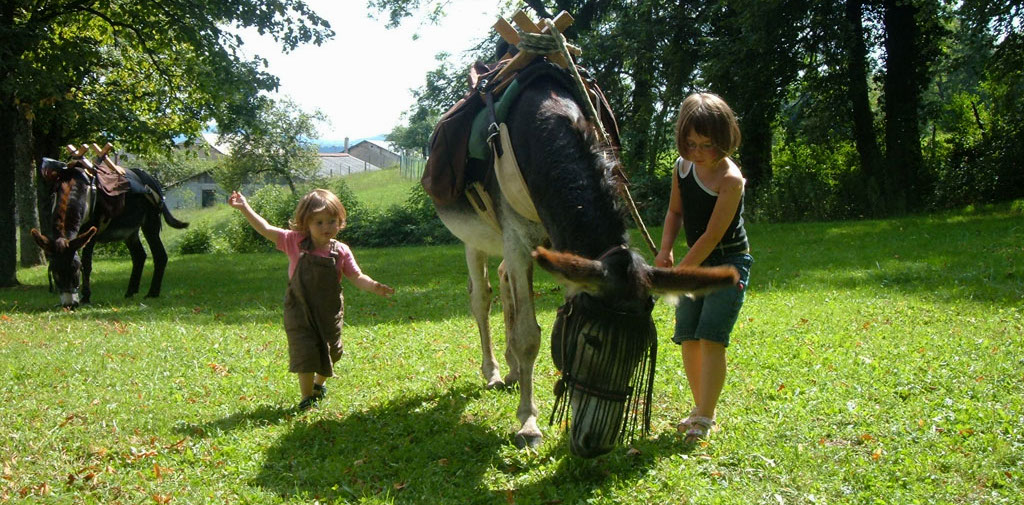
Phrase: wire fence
[{"left": 399, "top": 153, "right": 426, "bottom": 179}]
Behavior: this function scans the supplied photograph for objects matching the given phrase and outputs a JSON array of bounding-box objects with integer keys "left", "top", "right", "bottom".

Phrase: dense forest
[{"left": 384, "top": 0, "right": 1023, "bottom": 223}]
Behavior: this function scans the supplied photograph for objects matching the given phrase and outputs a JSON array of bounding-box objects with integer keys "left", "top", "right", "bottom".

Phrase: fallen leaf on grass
[
  {"left": 153, "top": 463, "right": 174, "bottom": 480},
  {"left": 437, "top": 458, "right": 449, "bottom": 466},
  {"left": 164, "top": 438, "right": 187, "bottom": 451},
  {"left": 871, "top": 447, "right": 883, "bottom": 460},
  {"left": 393, "top": 482, "right": 406, "bottom": 490},
  {"left": 207, "top": 363, "right": 229, "bottom": 376},
  {"left": 152, "top": 493, "right": 172, "bottom": 504}
]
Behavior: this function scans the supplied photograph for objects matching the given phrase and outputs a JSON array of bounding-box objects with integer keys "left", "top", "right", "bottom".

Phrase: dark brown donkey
[{"left": 31, "top": 148, "right": 188, "bottom": 308}]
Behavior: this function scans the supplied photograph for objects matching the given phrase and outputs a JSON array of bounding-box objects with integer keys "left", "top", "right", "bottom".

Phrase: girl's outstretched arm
[
  {"left": 228, "top": 191, "right": 284, "bottom": 243},
  {"left": 348, "top": 272, "right": 394, "bottom": 298}
]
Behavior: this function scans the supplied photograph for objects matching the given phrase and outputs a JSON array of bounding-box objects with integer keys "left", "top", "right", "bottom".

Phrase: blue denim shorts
[{"left": 672, "top": 253, "right": 752, "bottom": 348}]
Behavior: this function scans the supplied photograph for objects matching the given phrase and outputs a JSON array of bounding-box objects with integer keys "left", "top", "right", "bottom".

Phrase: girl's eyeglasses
[{"left": 686, "top": 141, "right": 716, "bottom": 153}]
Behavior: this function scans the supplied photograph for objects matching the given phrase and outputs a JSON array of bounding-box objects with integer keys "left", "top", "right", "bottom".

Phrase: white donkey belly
[{"left": 437, "top": 199, "right": 547, "bottom": 257}]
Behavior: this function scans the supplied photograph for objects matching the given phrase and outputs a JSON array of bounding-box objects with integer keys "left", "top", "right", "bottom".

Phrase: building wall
[
  {"left": 165, "top": 181, "right": 224, "bottom": 209},
  {"left": 347, "top": 142, "right": 400, "bottom": 169}
]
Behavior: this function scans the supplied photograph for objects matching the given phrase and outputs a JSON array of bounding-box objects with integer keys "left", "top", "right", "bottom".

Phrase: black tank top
[{"left": 676, "top": 157, "right": 749, "bottom": 256}]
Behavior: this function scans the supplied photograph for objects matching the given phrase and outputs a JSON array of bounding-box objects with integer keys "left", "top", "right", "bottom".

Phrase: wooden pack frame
[
  {"left": 65, "top": 142, "right": 126, "bottom": 176},
  {"left": 493, "top": 10, "right": 579, "bottom": 85}
]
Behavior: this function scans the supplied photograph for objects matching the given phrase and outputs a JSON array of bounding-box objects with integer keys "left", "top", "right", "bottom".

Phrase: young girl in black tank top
[{"left": 655, "top": 93, "right": 753, "bottom": 444}]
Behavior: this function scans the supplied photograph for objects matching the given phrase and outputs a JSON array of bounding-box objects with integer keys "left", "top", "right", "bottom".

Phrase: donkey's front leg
[
  {"left": 466, "top": 246, "right": 503, "bottom": 389},
  {"left": 124, "top": 233, "right": 147, "bottom": 298},
  {"left": 80, "top": 240, "right": 97, "bottom": 305},
  {"left": 502, "top": 248, "right": 542, "bottom": 449}
]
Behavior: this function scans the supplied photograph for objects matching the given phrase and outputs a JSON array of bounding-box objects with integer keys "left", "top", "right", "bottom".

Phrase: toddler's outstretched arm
[
  {"left": 228, "top": 191, "right": 284, "bottom": 243},
  {"left": 349, "top": 273, "right": 395, "bottom": 298}
]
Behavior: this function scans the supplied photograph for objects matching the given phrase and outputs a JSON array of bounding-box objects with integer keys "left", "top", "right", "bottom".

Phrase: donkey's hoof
[
  {"left": 514, "top": 432, "right": 543, "bottom": 449},
  {"left": 484, "top": 378, "right": 506, "bottom": 390},
  {"left": 500, "top": 376, "right": 520, "bottom": 391}
]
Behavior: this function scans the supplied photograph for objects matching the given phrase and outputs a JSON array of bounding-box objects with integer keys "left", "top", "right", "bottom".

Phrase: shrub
[
  {"left": 223, "top": 178, "right": 455, "bottom": 251},
  {"left": 93, "top": 240, "right": 130, "bottom": 258},
  {"left": 342, "top": 184, "right": 456, "bottom": 247},
  {"left": 226, "top": 184, "right": 303, "bottom": 253},
  {"left": 748, "top": 139, "right": 864, "bottom": 221},
  {"left": 177, "top": 222, "right": 216, "bottom": 254}
]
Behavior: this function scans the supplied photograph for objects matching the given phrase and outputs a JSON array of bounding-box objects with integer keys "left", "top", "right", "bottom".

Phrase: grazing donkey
[
  {"left": 31, "top": 150, "right": 188, "bottom": 308},
  {"left": 429, "top": 68, "right": 738, "bottom": 456}
]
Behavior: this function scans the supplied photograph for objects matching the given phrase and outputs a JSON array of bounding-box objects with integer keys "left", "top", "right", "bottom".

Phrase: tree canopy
[
  {"left": 380, "top": 0, "right": 1023, "bottom": 223},
  {"left": 0, "top": 0, "right": 334, "bottom": 287}
]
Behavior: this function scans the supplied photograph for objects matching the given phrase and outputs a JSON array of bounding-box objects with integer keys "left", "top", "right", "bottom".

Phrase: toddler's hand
[
  {"left": 375, "top": 282, "right": 395, "bottom": 298},
  {"left": 228, "top": 191, "right": 247, "bottom": 210}
]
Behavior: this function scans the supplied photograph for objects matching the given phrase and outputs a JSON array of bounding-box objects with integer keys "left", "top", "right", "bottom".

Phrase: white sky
[{"left": 238, "top": 0, "right": 505, "bottom": 143}]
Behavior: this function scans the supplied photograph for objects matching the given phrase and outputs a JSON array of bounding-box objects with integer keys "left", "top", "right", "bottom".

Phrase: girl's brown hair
[
  {"left": 674, "top": 93, "right": 741, "bottom": 161},
  {"left": 289, "top": 189, "right": 347, "bottom": 232}
]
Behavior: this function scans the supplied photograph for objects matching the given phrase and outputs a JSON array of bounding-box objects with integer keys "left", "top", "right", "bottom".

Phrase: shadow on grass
[
  {"left": 174, "top": 404, "right": 297, "bottom": 438},
  {"left": 250, "top": 385, "right": 510, "bottom": 503}
]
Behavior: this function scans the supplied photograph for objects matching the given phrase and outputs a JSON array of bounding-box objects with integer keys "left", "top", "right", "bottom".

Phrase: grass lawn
[
  {"left": 1, "top": 204, "right": 1022, "bottom": 504},
  {"left": 340, "top": 167, "right": 419, "bottom": 211}
]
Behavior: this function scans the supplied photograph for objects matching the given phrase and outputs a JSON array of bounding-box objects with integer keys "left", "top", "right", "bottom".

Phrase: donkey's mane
[
  {"left": 52, "top": 172, "right": 89, "bottom": 246},
  {"left": 512, "top": 76, "right": 628, "bottom": 259}
]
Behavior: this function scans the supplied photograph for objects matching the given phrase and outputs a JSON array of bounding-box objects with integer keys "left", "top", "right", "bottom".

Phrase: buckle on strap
[{"left": 482, "top": 90, "right": 503, "bottom": 157}]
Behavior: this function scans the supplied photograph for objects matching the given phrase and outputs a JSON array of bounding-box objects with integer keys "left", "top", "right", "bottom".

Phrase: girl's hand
[
  {"left": 227, "top": 191, "right": 247, "bottom": 210},
  {"left": 654, "top": 250, "right": 674, "bottom": 268},
  {"left": 374, "top": 282, "right": 395, "bottom": 298}
]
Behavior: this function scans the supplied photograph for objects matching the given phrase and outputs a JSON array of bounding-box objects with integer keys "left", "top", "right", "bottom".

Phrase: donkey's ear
[
  {"left": 648, "top": 264, "right": 739, "bottom": 297},
  {"left": 38, "top": 158, "right": 65, "bottom": 186},
  {"left": 30, "top": 228, "right": 53, "bottom": 252},
  {"left": 69, "top": 227, "right": 98, "bottom": 251},
  {"left": 532, "top": 246, "right": 606, "bottom": 293}
]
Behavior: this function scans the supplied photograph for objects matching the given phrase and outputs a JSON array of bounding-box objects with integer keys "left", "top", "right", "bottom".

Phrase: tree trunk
[
  {"left": 15, "top": 108, "right": 43, "bottom": 267},
  {"left": 0, "top": 100, "right": 20, "bottom": 287},
  {"left": 844, "top": 0, "right": 886, "bottom": 215},
  {"left": 882, "top": 0, "right": 925, "bottom": 213},
  {"left": 738, "top": 106, "right": 772, "bottom": 192}
]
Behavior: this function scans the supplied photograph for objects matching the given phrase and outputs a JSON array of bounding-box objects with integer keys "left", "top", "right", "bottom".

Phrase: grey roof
[{"left": 317, "top": 153, "right": 381, "bottom": 176}]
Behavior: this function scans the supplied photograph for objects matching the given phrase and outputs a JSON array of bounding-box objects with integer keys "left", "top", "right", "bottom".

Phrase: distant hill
[{"left": 317, "top": 134, "right": 388, "bottom": 153}]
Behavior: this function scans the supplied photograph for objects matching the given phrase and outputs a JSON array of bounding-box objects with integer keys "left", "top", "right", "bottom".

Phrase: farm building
[
  {"left": 163, "top": 133, "right": 231, "bottom": 209},
  {"left": 318, "top": 152, "right": 381, "bottom": 176},
  {"left": 163, "top": 139, "right": 382, "bottom": 209},
  {"left": 346, "top": 139, "right": 400, "bottom": 169}
]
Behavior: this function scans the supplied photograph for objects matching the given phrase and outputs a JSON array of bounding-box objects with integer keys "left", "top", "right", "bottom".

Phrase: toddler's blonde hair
[
  {"left": 675, "top": 92, "right": 741, "bottom": 161},
  {"left": 289, "top": 189, "right": 347, "bottom": 233}
]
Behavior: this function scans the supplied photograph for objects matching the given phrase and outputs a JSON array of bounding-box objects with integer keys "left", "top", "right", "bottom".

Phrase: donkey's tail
[
  {"left": 161, "top": 203, "right": 189, "bottom": 229},
  {"left": 131, "top": 167, "right": 189, "bottom": 229}
]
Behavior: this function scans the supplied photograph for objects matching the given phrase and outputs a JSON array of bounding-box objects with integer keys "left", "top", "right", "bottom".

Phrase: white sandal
[
  {"left": 685, "top": 416, "right": 716, "bottom": 441},
  {"left": 676, "top": 407, "right": 700, "bottom": 432}
]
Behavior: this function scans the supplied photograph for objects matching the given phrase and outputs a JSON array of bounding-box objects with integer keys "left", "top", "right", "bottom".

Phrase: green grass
[
  {"left": 340, "top": 167, "right": 419, "bottom": 211},
  {"left": 2, "top": 205, "right": 1022, "bottom": 504}
]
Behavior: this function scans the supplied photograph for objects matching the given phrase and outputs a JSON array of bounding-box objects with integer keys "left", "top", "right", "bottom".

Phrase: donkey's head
[
  {"left": 534, "top": 246, "right": 738, "bottom": 457},
  {"left": 31, "top": 158, "right": 98, "bottom": 308}
]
